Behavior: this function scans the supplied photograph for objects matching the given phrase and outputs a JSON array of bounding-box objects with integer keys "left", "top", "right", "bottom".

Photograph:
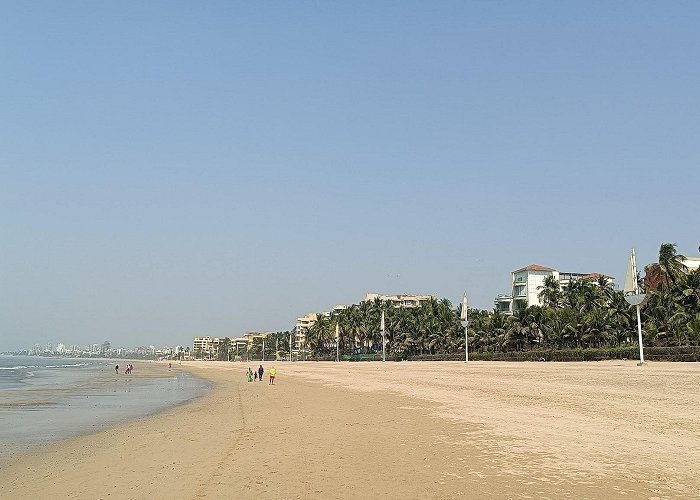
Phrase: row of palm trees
[
  {"left": 298, "top": 243, "right": 700, "bottom": 358},
  {"left": 642, "top": 244, "right": 700, "bottom": 347}
]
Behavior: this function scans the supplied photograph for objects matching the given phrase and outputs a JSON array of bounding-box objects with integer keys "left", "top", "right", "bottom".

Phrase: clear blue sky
[{"left": 2, "top": 1, "right": 699, "bottom": 351}]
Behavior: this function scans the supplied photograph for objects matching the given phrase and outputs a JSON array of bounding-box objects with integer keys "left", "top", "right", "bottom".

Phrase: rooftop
[
  {"left": 513, "top": 264, "right": 556, "bottom": 273},
  {"left": 581, "top": 272, "right": 615, "bottom": 281}
]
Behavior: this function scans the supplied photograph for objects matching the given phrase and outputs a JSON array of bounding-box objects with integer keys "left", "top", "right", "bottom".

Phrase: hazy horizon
[{"left": 2, "top": 2, "right": 699, "bottom": 352}]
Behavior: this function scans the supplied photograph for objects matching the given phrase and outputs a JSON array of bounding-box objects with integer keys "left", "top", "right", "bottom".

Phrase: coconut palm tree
[
  {"left": 217, "top": 337, "right": 231, "bottom": 361},
  {"left": 538, "top": 275, "right": 562, "bottom": 308},
  {"left": 651, "top": 243, "right": 688, "bottom": 288}
]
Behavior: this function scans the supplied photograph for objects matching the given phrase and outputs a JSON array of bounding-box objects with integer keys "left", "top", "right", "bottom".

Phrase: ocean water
[{"left": 0, "top": 356, "right": 210, "bottom": 459}]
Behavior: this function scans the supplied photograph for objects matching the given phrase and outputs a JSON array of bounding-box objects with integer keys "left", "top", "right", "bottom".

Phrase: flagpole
[
  {"left": 381, "top": 311, "right": 386, "bottom": 362},
  {"left": 461, "top": 293, "right": 469, "bottom": 362}
]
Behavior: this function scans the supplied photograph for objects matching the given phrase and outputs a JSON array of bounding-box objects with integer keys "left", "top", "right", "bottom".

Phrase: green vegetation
[{"left": 301, "top": 243, "right": 700, "bottom": 360}]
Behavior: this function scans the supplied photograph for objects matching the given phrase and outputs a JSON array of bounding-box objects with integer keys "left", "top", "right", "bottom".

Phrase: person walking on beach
[
  {"left": 258, "top": 365, "right": 264, "bottom": 382},
  {"left": 269, "top": 367, "right": 276, "bottom": 385},
  {"left": 247, "top": 368, "right": 253, "bottom": 382},
  {"left": 115, "top": 364, "right": 119, "bottom": 374}
]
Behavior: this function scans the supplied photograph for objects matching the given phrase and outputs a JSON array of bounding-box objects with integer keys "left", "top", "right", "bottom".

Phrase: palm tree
[
  {"left": 217, "top": 337, "right": 231, "bottom": 361},
  {"left": 653, "top": 243, "right": 688, "bottom": 288},
  {"left": 687, "top": 315, "right": 700, "bottom": 345},
  {"left": 605, "top": 291, "right": 634, "bottom": 344},
  {"left": 538, "top": 275, "right": 562, "bottom": 308},
  {"left": 281, "top": 245, "right": 700, "bottom": 358},
  {"left": 677, "top": 268, "right": 700, "bottom": 311}
]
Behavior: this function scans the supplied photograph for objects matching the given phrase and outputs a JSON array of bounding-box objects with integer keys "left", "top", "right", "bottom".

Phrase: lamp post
[
  {"left": 289, "top": 331, "right": 293, "bottom": 362},
  {"left": 262, "top": 337, "right": 265, "bottom": 362},
  {"left": 460, "top": 293, "right": 469, "bottom": 362},
  {"left": 335, "top": 323, "right": 340, "bottom": 363},
  {"left": 624, "top": 248, "right": 646, "bottom": 365}
]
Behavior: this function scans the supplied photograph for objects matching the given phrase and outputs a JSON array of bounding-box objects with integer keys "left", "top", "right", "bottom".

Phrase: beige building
[
  {"left": 192, "top": 336, "right": 222, "bottom": 360},
  {"left": 683, "top": 257, "right": 700, "bottom": 272},
  {"left": 230, "top": 332, "right": 271, "bottom": 359},
  {"left": 294, "top": 313, "right": 318, "bottom": 351},
  {"left": 327, "top": 304, "right": 349, "bottom": 316},
  {"left": 363, "top": 293, "right": 433, "bottom": 308},
  {"left": 194, "top": 333, "right": 272, "bottom": 360},
  {"left": 291, "top": 295, "right": 433, "bottom": 354}
]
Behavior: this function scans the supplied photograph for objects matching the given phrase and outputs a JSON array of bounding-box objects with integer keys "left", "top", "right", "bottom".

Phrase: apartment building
[
  {"left": 494, "top": 264, "right": 614, "bottom": 314},
  {"left": 294, "top": 313, "right": 318, "bottom": 351},
  {"left": 291, "top": 295, "right": 432, "bottom": 353},
  {"left": 363, "top": 293, "right": 433, "bottom": 308},
  {"left": 192, "top": 336, "right": 222, "bottom": 360}
]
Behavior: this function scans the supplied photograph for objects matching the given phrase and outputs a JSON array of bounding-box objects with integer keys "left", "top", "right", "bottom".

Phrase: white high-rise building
[{"left": 495, "top": 264, "right": 614, "bottom": 314}]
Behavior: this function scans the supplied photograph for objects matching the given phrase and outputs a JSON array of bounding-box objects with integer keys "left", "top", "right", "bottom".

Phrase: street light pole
[
  {"left": 461, "top": 293, "right": 469, "bottom": 363},
  {"left": 636, "top": 304, "right": 644, "bottom": 364},
  {"left": 289, "top": 331, "right": 293, "bottom": 362},
  {"left": 624, "top": 248, "right": 646, "bottom": 365}
]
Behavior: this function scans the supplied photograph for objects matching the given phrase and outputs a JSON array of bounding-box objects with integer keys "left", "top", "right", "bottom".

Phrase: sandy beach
[{"left": 1, "top": 360, "right": 699, "bottom": 499}]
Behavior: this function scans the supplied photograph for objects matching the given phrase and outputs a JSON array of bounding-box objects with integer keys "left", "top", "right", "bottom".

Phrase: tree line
[
  {"left": 301, "top": 243, "right": 700, "bottom": 358},
  {"left": 204, "top": 243, "right": 699, "bottom": 361}
]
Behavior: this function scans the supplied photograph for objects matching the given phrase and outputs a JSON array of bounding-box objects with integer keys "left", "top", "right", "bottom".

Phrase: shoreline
[
  {"left": 0, "top": 361, "right": 210, "bottom": 461},
  {"left": 2, "top": 360, "right": 699, "bottom": 498}
]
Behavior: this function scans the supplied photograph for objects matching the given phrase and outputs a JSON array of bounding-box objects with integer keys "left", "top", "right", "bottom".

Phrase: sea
[{"left": 0, "top": 355, "right": 210, "bottom": 459}]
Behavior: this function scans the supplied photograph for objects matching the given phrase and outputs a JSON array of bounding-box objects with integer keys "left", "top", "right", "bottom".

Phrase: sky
[{"left": 1, "top": 1, "right": 699, "bottom": 351}]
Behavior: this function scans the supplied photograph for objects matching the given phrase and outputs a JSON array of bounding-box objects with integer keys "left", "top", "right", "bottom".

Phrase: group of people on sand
[
  {"left": 247, "top": 364, "right": 276, "bottom": 385},
  {"left": 115, "top": 363, "right": 134, "bottom": 375}
]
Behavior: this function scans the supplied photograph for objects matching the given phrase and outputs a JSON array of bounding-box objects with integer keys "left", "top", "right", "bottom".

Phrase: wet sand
[
  {"left": 0, "top": 361, "right": 209, "bottom": 461},
  {"left": 1, "top": 360, "right": 699, "bottom": 499}
]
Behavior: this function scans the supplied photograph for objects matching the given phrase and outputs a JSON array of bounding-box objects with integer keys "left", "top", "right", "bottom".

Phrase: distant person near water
[
  {"left": 269, "top": 367, "right": 276, "bottom": 385},
  {"left": 258, "top": 365, "right": 264, "bottom": 382},
  {"left": 115, "top": 364, "right": 119, "bottom": 374}
]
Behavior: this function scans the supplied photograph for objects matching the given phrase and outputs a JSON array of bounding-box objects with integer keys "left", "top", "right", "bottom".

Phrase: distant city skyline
[
  {"left": 6, "top": 340, "right": 176, "bottom": 358},
  {"left": 2, "top": 2, "right": 699, "bottom": 351}
]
